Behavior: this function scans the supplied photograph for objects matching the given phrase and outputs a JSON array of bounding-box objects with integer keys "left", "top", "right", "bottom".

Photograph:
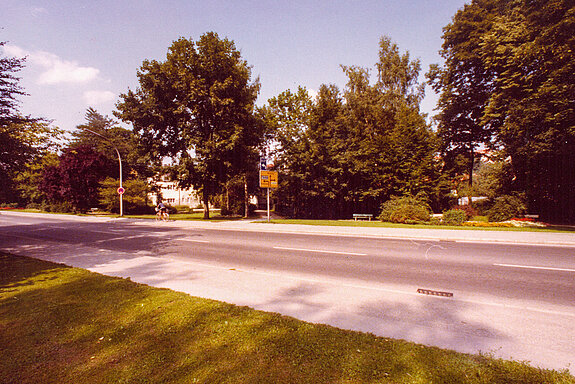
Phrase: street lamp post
[{"left": 82, "top": 128, "right": 124, "bottom": 216}]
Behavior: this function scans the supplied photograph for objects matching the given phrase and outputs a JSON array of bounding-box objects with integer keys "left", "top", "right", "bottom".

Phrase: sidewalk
[{"left": 132, "top": 216, "right": 575, "bottom": 247}]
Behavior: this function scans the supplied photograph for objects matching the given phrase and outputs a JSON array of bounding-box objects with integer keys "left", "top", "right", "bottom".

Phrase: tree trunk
[
  {"left": 226, "top": 182, "right": 230, "bottom": 212},
  {"left": 203, "top": 188, "right": 210, "bottom": 219},
  {"left": 244, "top": 174, "right": 249, "bottom": 218},
  {"left": 467, "top": 144, "right": 475, "bottom": 206}
]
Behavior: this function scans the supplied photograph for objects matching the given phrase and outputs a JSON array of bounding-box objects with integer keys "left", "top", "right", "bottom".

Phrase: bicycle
[{"left": 155, "top": 208, "right": 169, "bottom": 222}]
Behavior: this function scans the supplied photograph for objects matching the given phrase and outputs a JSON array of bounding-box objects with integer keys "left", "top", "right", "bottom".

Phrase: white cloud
[
  {"left": 83, "top": 90, "right": 116, "bottom": 105},
  {"left": 3, "top": 44, "right": 100, "bottom": 85},
  {"left": 2, "top": 44, "right": 26, "bottom": 58},
  {"left": 34, "top": 51, "right": 100, "bottom": 85}
]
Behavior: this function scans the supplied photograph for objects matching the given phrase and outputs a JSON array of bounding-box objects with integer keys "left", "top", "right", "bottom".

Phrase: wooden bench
[{"left": 353, "top": 213, "right": 373, "bottom": 221}]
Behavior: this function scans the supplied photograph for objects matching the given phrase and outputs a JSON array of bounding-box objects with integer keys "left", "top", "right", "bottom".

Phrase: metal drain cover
[{"left": 417, "top": 288, "right": 453, "bottom": 297}]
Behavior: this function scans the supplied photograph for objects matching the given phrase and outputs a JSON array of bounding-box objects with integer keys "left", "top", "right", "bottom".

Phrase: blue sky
[{"left": 2, "top": 0, "right": 467, "bottom": 132}]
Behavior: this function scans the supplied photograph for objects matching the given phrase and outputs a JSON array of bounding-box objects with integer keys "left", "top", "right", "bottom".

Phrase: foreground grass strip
[{"left": 1, "top": 252, "right": 573, "bottom": 384}]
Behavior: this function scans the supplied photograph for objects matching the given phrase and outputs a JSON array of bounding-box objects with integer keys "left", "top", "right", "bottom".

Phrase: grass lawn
[{"left": 1, "top": 252, "right": 573, "bottom": 384}]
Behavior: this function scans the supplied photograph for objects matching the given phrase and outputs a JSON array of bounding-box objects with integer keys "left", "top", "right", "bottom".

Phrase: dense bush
[
  {"left": 379, "top": 196, "right": 431, "bottom": 224},
  {"left": 471, "top": 198, "right": 494, "bottom": 216},
  {"left": 487, "top": 194, "right": 527, "bottom": 222},
  {"left": 41, "top": 201, "right": 74, "bottom": 213},
  {"left": 442, "top": 209, "right": 468, "bottom": 225},
  {"left": 450, "top": 204, "right": 477, "bottom": 220}
]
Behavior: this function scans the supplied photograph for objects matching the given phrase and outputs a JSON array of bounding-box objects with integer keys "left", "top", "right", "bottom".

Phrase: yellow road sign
[{"left": 260, "top": 170, "right": 278, "bottom": 188}]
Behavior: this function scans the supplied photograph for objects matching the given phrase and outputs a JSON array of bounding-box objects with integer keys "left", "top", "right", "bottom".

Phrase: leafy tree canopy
[
  {"left": 1, "top": 41, "right": 62, "bottom": 203},
  {"left": 39, "top": 146, "right": 113, "bottom": 212},
  {"left": 429, "top": 0, "right": 575, "bottom": 222},
  {"left": 262, "top": 37, "right": 441, "bottom": 218},
  {"left": 72, "top": 107, "right": 151, "bottom": 180},
  {"left": 116, "top": 32, "right": 263, "bottom": 218}
]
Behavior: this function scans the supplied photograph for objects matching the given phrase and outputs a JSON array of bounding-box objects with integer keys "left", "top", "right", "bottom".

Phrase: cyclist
[{"left": 156, "top": 201, "right": 169, "bottom": 221}]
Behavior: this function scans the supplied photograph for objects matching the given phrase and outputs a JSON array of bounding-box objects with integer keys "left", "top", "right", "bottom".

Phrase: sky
[{"left": 2, "top": 0, "right": 468, "bottom": 133}]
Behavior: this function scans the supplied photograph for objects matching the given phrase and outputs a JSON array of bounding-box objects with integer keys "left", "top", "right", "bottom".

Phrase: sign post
[
  {"left": 259, "top": 167, "right": 278, "bottom": 222},
  {"left": 117, "top": 187, "right": 125, "bottom": 217}
]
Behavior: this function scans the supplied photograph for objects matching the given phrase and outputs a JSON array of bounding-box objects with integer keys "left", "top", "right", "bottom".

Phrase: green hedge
[
  {"left": 487, "top": 195, "right": 527, "bottom": 222},
  {"left": 379, "top": 196, "right": 431, "bottom": 224},
  {"left": 442, "top": 209, "right": 468, "bottom": 225}
]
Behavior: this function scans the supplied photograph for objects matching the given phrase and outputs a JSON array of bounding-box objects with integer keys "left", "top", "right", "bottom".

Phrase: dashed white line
[
  {"left": 178, "top": 239, "right": 210, "bottom": 243},
  {"left": 494, "top": 263, "right": 575, "bottom": 273},
  {"left": 273, "top": 246, "right": 367, "bottom": 256}
]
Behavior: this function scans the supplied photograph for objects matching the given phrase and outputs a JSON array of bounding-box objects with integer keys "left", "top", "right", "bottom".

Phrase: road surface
[{"left": 1, "top": 212, "right": 574, "bottom": 372}]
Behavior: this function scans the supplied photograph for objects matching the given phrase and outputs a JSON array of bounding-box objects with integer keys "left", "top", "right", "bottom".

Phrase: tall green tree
[
  {"left": 264, "top": 37, "right": 440, "bottom": 218},
  {"left": 0, "top": 41, "right": 28, "bottom": 129},
  {"left": 431, "top": 0, "right": 575, "bottom": 222},
  {"left": 259, "top": 87, "right": 316, "bottom": 217},
  {"left": 427, "top": 0, "right": 502, "bottom": 196},
  {"left": 340, "top": 39, "right": 439, "bottom": 213},
  {"left": 15, "top": 152, "right": 60, "bottom": 206},
  {"left": 1, "top": 41, "right": 61, "bottom": 203},
  {"left": 116, "top": 32, "right": 262, "bottom": 218},
  {"left": 479, "top": 0, "right": 575, "bottom": 222},
  {"left": 72, "top": 108, "right": 152, "bottom": 180}
]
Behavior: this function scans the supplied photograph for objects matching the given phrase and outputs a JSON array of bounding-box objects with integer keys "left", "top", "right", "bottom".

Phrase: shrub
[
  {"left": 450, "top": 204, "right": 477, "bottom": 220},
  {"left": 26, "top": 203, "right": 42, "bottom": 210},
  {"left": 389, "top": 205, "right": 430, "bottom": 224},
  {"left": 442, "top": 209, "right": 468, "bottom": 225},
  {"left": 471, "top": 198, "right": 493, "bottom": 216},
  {"left": 487, "top": 194, "right": 527, "bottom": 222},
  {"left": 429, "top": 215, "right": 442, "bottom": 225},
  {"left": 379, "top": 196, "right": 431, "bottom": 224},
  {"left": 41, "top": 201, "right": 74, "bottom": 213}
]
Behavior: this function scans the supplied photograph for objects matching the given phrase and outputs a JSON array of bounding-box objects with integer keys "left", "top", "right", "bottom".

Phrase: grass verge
[
  {"left": 1, "top": 252, "right": 573, "bottom": 383},
  {"left": 266, "top": 219, "right": 575, "bottom": 232}
]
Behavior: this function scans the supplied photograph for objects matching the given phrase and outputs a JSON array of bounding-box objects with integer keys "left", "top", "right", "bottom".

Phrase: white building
[{"left": 148, "top": 179, "right": 201, "bottom": 208}]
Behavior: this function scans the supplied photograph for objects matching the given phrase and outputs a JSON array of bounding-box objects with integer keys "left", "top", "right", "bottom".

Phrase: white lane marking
[
  {"left": 494, "top": 263, "right": 575, "bottom": 273},
  {"left": 160, "top": 255, "right": 575, "bottom": 318},
  {"left": 273, "top": 246, "right": 367, "bottom": 256},
  {"left": 27, "top": 226, "right": 70, "bottom": 231},
  {"left": 178, "top": 239, "right": 210, "bottom": 243},
  {"left": 92, "top": 235, "right": 152, "bottom": 243}
]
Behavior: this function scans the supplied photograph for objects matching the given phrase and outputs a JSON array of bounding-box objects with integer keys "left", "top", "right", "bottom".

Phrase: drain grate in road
[{"left": 417, "top": 288, "right": 453, "bottom": 297}]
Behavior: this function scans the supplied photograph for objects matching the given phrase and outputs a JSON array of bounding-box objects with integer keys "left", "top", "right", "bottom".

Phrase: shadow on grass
[
  {"left": 0, "top": 252, "right": 70, "bottom": 287},
  {"left": 259, "top": 280, "right": 505, "bottom": 361},
  {"left": 1, "top": 253, "right": 573, "bottom": 383}
]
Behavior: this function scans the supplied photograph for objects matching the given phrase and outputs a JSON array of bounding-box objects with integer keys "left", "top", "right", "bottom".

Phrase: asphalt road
[{"left": 1, "top": 212, "right": 574, "bottom": 372}]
